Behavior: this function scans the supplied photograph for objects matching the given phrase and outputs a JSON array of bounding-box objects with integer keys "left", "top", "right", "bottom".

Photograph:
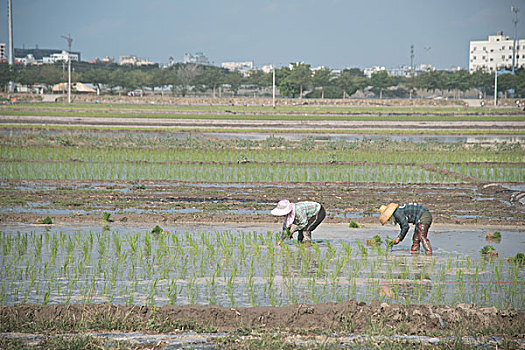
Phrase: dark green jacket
[{"left": 392, "top": 203, "right": 429, "bottom": 240}]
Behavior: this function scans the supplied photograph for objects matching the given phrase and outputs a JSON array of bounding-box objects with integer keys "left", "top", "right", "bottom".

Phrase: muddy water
[
  {"left": 3, "top": 129, "right": 523, "bottom": 143},
  {"left": 2, "top": 222, "right": 522, "bottom": 257},
  {"left": 1, "top": 223, "right": 524, "bottom": 310},
  {"left": 3, "top": 331, "right": 523, "bottom": 349}
]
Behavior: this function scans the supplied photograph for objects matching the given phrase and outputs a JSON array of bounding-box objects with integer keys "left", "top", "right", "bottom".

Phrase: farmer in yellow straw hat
[
  {"left": 271, "top": 199, "right": 326, "bottom": 246},
  {"left": 378, "top": 203, "right": 433, "bottom": 255}
]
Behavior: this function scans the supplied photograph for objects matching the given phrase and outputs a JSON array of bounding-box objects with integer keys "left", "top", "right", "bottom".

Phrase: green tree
[
  {"left": 415, "top": 70, "right": 441, "bottom": 95},
  {"left": 132, "top": 70, "right": 153, "bottom": 92},
  {"left": 15, "top": 66, "right": 40, "bottom": 89},
  {"left": 152, "top": 68, "right": 171, "bottom": 96},
  {"left": 176, "top": 64, "right": 200, "bottom": 97},
  {"left": 369, "top": 70, "right": 393, "bottom": 99},
  {"left": 0, "top": 63, "right": 13, "bottom": 92},
  {"left": 312, "top": 67, "right": 333, "bottom": 99},
  {"left": 286, "top": 62, "right": 312, "bottom": 98},
  {"left": 246, "top": 70, "right": 272, "bottom": 95},
  {"left": 107, "top": 69, "right": 128, "bottom": 93},
  {"left": 469, "top": 69, "right": 492, "bottom": 99},
  {"left": 514, "top": 68, "right": 525, "bottom": 97},
  {"left": 39, "top": 65, "right": 63, "bottom": 89},
  {"left": 82, "top": 68, "right": 109, "bottom": 93},
  {"left": 196, "top": 66, "right": 225, "bottom": 97},
  {"left": 454, "top": 70, "right": 471, "bottom": 98},
  {"left": 226, "top": 70, "right": 243, "bottom": 96},
  {"left": 497, "top": 71, "right": 516, "bottom": 98},
  {"left": 336, "top": 69, "right": 366, "bottom": 98}
]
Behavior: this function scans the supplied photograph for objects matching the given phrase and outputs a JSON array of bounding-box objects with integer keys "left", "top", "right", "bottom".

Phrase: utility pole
[
  {"left": 61, "top": 34, "right": 72, "bottom": 103},
  {"left": 410, "top": 44, "right": 415, "bottom": 76},
  {"left": 494, "top": 69, "right": 498, "bottom": 106},
  {"left": 272, "top": 65, "right": 276, "bottom": 108},
  {"left": 8, "top": 0, "right": 14, "bottom": 92},
  {"left": 511, "top": 7, "right": 519, "bottom": 73}
]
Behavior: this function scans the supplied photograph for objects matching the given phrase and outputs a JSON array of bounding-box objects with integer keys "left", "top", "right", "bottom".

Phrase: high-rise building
[{"left": 469, "top": 32, "right": 524, "bottom": 72}]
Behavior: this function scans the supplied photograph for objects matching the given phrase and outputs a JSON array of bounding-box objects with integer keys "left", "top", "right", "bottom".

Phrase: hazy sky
[{"left": 1, "top": 0, "right": 524, "bottom": 69}]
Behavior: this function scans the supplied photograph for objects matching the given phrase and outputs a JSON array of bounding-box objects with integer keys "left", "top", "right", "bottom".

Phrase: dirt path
[
  {"left": 1, "top": 302, "right": 523, "bottom": 339},
  {"left": 1, "top": 115, "right": 524, "bottom": 131}
]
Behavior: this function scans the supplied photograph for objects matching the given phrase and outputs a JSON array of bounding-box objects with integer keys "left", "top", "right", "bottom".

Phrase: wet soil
[
  {"left": 1, "top": 180, "right": 523, "bottom": 226},
  {"left": 1, "top": 301, "right": 524, "bottom": 338}
]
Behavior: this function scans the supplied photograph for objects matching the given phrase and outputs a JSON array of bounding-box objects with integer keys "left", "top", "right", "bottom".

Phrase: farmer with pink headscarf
[{"left": 271, "top": 200, "right": 326, "bottom": 245}]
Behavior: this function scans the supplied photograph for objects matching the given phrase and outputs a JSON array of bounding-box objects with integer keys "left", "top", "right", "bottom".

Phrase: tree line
[{"left": 1, "top": 61, "right": 524, "bottom": 98}]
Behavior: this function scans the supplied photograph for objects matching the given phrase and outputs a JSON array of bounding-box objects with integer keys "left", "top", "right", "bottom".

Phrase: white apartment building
[
  {"left": 221, "top": 61, "right": 254, "bottom": 75},
  {"left": 183, "top": 52, "right": 210, "bottom": 65},
  {"left": 42, "top": 50, "right": 79, "bottom": 64},
  {"left": 469, "top": 32, "right": 525, "bottom": 72},
  {"left": 363, "top": 66, "right": 386, "bottom": 78}
]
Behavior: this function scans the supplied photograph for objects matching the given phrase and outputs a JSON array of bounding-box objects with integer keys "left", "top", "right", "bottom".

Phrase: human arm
[{"left": 393, "top": 210, "right": 409, "bottom": 242}]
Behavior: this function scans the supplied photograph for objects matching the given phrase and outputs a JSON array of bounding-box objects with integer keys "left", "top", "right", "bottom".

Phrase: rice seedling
[
  {"left": 36, "top": 216, "right": 53, "bottom": 225},
  {"left": 151, "top": 225, "right": 163, "bottom": 234},
  {"left": 348, "top": 221, "right": 360, "bottom": 228},
  {"left": 485, "top": 231, "right": 502, "bottom": 243},
  {"left": 365, "top": 235, "right": 382, "bottom": 246},
  {"left": 1, "top": 226, "right": 523, "bottom": 309},
  {"left": 102, "top": 212, "right": 112, "bottom": 222},
  {"left": 481, "top": 245, "right": 498, "bottom": 257}
]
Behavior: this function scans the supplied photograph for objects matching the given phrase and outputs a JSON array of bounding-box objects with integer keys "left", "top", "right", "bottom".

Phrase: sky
[{"left": 1, "top": 0, "right": 524, "bottom": 70}]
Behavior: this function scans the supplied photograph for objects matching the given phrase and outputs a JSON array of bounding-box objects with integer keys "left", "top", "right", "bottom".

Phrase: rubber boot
[
  {"left": 418, "top": 223, "right": 432, "bottom": 255},
  {"left": 411, "top": 228, "right": 421, "bottom": 254},
  {"left": 297, "top": 231, "right": 304, "bottom": 243}
]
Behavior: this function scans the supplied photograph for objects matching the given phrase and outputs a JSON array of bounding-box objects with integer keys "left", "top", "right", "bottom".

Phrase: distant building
[
  {"left": 119, "top": 55, "right": 155, "bottom": 66},
  {"left": 261, "top": 65, "right": 274, "bottom": 74},
  {"left": 183, "top": 52, "right": 210, "bottom": 65},
  {"left": 469, "top": 32, "right": 525, "bottom": 72},
  {"left": 88, "top": 56, "right": 115, "bottom": 64},
  {"left": 0, "top": 43, "right": 6, "bottom": 60},
  {"left": 221, "top": 61, "right": 254, "bottom": 76},
  {"left": 42, "top": 50, "right": 79, "bottom": 64},
  {"left": 15, "top": 47, "right": 81, "bottom": 62},
  {"left": 363, "top": 66, "right": 386, "bottom": 78},
  {"left": 18, "top": 54, "right": 38, "bottom": 65},
  {"left": 388, "top": 64, "right": 434, "bottom": 77}
]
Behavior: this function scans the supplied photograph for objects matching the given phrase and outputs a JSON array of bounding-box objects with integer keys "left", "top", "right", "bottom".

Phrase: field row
[
  {"left": 1, "top": 103, "right": 516, "bottom": 115},
  {"left": 2, "top": 161, "right": 523, "bottom": 183},
  {"left": 2, "top": 109, "right": 525, "bottom": 122},
  {"left": 1, "top": 229, "right": 523, "bottom": 309},
  {"left": 2, "top": 145, "right": 523, "bottom": 164}
]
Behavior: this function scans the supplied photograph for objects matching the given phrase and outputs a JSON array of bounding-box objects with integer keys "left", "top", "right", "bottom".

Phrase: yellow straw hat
[{"left": 378, "top": 203, "right": 398, "bottom": 225}]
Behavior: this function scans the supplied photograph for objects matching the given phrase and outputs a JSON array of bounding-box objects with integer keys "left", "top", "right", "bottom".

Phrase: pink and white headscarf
[{"left": 284, "top": 202, "right": 296, "bottom": 228}]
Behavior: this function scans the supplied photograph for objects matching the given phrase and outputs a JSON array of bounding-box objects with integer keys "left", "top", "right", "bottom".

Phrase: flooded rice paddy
[{"left": 1, "top": 223, "right": 523, "bottom": 309}]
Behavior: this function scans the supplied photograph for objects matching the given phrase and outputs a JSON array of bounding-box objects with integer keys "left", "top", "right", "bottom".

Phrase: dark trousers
[
  {"left": 411, "top": 211, "right": 433, "bottom": 254},
  {"left": 298, "top": 205, "right": 326, "bottom": 242}
]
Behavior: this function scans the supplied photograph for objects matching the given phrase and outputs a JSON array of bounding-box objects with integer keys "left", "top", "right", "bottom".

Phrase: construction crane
[{"left": 61, "top": 34, "right": 73, "bottom": 52}]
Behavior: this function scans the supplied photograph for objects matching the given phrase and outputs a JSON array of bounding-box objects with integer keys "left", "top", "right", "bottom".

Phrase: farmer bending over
[
  {"left": 378, "top": 203, "right": 433, "bottom": 255},
  {"left": 271, "top": 200, "right": 326, "bottom": 245}
]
